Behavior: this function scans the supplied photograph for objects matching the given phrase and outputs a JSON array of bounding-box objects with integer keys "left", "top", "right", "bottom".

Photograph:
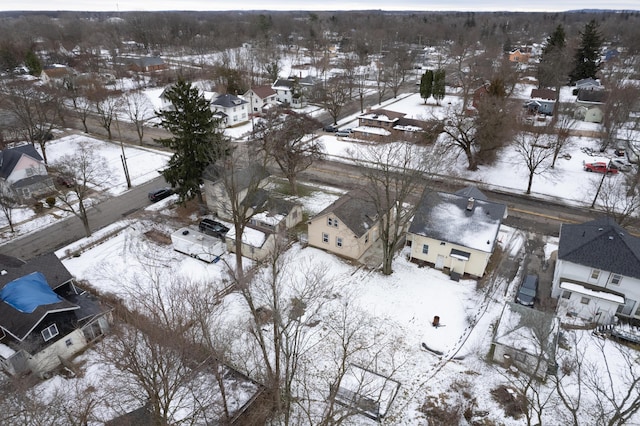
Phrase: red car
[{"left": 583, "top": 161, "right": 618, "bottom": 174}]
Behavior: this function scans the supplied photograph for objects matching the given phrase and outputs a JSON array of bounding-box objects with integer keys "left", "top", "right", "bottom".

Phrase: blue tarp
[{"left": 0, "top": 272, "right": 61, "bottom": 313}]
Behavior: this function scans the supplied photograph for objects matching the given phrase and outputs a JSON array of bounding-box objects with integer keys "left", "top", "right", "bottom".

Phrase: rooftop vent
[{"left": 466, "top": 197, "right": 475, "bottom": 211}]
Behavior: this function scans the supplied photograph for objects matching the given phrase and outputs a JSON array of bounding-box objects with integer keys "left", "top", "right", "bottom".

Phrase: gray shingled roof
[
  {"left": 313, "top": 191, "right": 379, "bottom": 238},
  {"left": 0, "top": 145, "right": 44, "bottom": 179},
  {"left": 0, "top": 253, "right": 72, "bottom": 290},
  {"left": 454, "top": 186, "right": 488, "bottom": 201},
  {"left": 213, "top": 94, "right": 247, "bottom": 108},
  {"left": 409, "top": 188, "right": 506, "bottom": 253},
  {"left": 558, "top": 217, "right": 640, "bottom": 279}
]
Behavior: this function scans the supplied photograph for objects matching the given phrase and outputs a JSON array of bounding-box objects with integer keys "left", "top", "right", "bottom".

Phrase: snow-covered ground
[{"left": 3, "top": 78, "right": 639, "bottom": 424}]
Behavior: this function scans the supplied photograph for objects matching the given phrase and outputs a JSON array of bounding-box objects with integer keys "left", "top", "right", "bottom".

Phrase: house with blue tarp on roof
[{"left": 0, "top": 253, "right": 112, "bottom": 377}]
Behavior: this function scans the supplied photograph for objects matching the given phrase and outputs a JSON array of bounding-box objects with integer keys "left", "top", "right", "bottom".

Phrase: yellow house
[
  {"left": 407, "top": 187, "right": 507, "bottom": 279},
  {"left": 307, "top": 191, "right": 380, "bottom": 261}
]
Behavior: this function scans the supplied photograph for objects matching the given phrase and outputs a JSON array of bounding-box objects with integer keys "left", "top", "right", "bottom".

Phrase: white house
[
  {"left": 0, "top": 144, "right": 54, "bottom": 201},
  {"left": 271, "top": 76, "right": 318, "bottom": 109},
  {"left": 551, "top": 217, "right": 640, "bottom": 325},
  {"left": 243, "top": 85, "right": 277, "bottom": 115},
  {"left": 211, "top": 93, "right": 249, "bottom": 127}
]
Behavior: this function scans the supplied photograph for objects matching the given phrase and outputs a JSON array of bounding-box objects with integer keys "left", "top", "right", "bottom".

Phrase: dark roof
[
  {"left": 409, "top": 188, "right": 506, "bottom": 253},
  {"left": 577, "top": 89, "right": 607, "bottom": 103},
  {"left": 0, "top": 145, "right": 44, "bottom": 179},
  {"left": 531, "top": 88, "right": 557, "bottom": 101},
  {"left": 313, "top": 191, "right": 379, "bottom": 237},
  {"left": 105, "top": 403, "right": 161, "bottom": 426},
  {"left": 272, "top": 78, "right": 295, "bottom": 89},
  {"left": 454, "top": 186, "right": 488, "bottom": 201},
  {"left": 11, "top": 174, "right": 53, "bottom": 188},
  {"left": 124, "top": 56, "right": 165, "bottom": 68},
  {"left": 0, "top": 272, "right": 79, "bottom": 341},
  {"left": 212, "top": 93, "right": 247, "bottom": 108},
  {"left": 0, "top": 253, "right": 73, "bottom": 290},
  {"left": 558, "top": 217, "right": 640, "bottom": 279},
  {"left": 203, "top": 163, "right": 270, "bottom": 191}
]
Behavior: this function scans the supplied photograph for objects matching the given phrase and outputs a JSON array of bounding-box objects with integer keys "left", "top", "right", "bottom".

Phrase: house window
[
  {"left": 328, "top": 217, "right": 338, "bottom": 227},
  {"left": 365, "top": 233, "right": 369, "bottom": 244},
  {"left": 328, "top": 218, "right": 333, "bottom": 226},
  {"left": 581, "top": 297, "right": 590, "bottom": 305},
  {"left": 322, "top": 233, "right": 329, "bottom": 244},
  {"left": 610, "top": 274, "right": 622, "bottom": 286},
  {"left": 336, "top": 237, "right": 343, "bottom": 247},
  {"left": 65, "top": 339, "right": 73, "bottom": 347},
  {"left": 422, "top": 244, "right": 429, "bottom": 254},
  {"left": 440, "top": 242, "right": 446, "bottom": 246},
  {"left": 590, "top": 269, "right": 600, "bottom": 280},
  {"left": 514, "top": 352, "right": 527, "bottom": 363},
  {"left": 41, "top": 324, "right": 59, "bottom": 342},
  {"left": 561, "top": 291, "right": 571, "bottom": 299}
]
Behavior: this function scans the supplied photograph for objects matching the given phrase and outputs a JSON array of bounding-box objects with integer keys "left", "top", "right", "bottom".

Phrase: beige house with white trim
[
  {"left": 307, "top": 191, "right": 381, "bottom": 261},
  {"left": 407, "top": 187, "right": 507, "bottom": 279}
]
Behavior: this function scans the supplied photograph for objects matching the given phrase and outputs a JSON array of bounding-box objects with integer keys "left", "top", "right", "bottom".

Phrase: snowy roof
[
  {"left": 558, "top": 217, "right": 640, "bottom": 279},
  {"left": 357, "top": 108, "right": 405, "bottom": 123},
  {"left": 226, "top": 225, "right": 267, "bottom": 248},
  {"left": 408, "top": 189, "right": 506, "bottom": 253},
  {"left": 493, "top": 302, "right": 559, "bottom": 360},
  {"left": 560, "top": 282, "right": 625, "bottom": 304},
  {"left": 353, "top": 126, "right": 391, "bottom": 136}
]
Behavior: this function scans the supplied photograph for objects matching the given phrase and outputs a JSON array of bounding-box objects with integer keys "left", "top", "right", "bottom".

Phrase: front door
[{"left": 435, "top": 255, "right": 445, "bottom": 269}]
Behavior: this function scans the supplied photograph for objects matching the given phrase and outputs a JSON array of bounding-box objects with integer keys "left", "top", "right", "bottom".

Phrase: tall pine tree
[
  {"left": 155, "top": 79, "right": 228, "bottom": 204},
  {"left": 537, "top": 24, "right": 566, "bottom": 88},
  {"left": 420, "top": 70, "right": 434, "bottom": 104},
  {"left": 570, "top": 20, "right": 603, "bottom": 83},
  {"left": 432, "top": 69, "right": 446, "bottom": 105}
]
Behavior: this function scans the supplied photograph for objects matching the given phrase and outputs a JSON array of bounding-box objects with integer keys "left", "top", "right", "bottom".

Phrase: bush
[
  {"left": 490, "top": 385, "right": 526, "bottom": 419},
  {"left": 33, "top": 201, "right": 44, "bottom": 212},
  {"left": 45, "top": 196, "right": 56, "bottom": 207}
]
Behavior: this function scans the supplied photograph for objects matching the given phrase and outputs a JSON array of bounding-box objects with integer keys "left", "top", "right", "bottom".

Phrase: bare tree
[
  {"left": 514, "top": 126, "right": 555, "bottom": 194},
  {"left": 439, "top": 106, "right": 479, "bottom": 170},
  {"left": 122, "top": 90, "right": 153, "bottom": 145},
  {"left": 556, "top": 330, "right": 640, "bottom": 426},
  {"left": 52, "top": 141, "right": 112, "bottom": 237},
  {"left": 550, "top": 107, "right": 576, "bottom": 168},
  {"left": 319, "top": 75, "right": 350, "bottom": 126},
  {"left": 373, "top": 59, "right": 388, "bottom": 105},
  {"left": 256, "top": 108, "right": 323, "bottom": 195},
  {"left": 350, "top": 142, "right": 441, "bottom": 275},
  {"left": 0, "top": 80, "right": 61, "bottom": 164},
  {"left": 92, "top": 89, "right": 121, "bottom": 140},
  {"left": 231, "top": 242, "right": 334, "bottom": 423},
  {"left": 590, "top": 174, "right": 640, "bottom": 227},
  {"left": 0, "top": 186, "right": 19, "bottom": 233},
  {"left": 384, "top": 46, "right": 413, "bottom": 98}
]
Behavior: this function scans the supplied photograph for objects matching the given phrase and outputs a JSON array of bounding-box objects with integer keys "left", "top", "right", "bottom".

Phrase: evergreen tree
[
  {"left": 155, "top": 79, "right": 228, "bottom": 204},
  {"left": 537, "top": 24, "right": 567, "bottom": 88},
  {"left": 24, "top": 50, "right": 42, "bottom": 76},
  {"left": 432, "top": 68, "right": 446, "bottom": 105},
  {"left": 570, "top": 20, "right": 603, "bottom": 83},
  {"left": 419, "top": 70, "right": 433, "bottom": 104}
]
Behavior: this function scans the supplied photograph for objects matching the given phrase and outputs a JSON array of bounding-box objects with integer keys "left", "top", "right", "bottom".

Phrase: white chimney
[{"left": 466, "top": 197, "right": 475, "bottom": 211}]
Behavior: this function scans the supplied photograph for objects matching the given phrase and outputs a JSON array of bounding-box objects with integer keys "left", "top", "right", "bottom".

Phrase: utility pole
[{"left": 115, "top": 116, "right": 132, "bottom": 189}]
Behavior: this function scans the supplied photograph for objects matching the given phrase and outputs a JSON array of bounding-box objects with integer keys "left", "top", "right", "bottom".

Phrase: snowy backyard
[{"left": 1, "top": 74, "right": 640, "bottom": 424}]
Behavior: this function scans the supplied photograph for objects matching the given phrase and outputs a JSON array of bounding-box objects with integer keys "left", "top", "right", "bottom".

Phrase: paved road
[{"left": 0, "top": 175, "right": 167, "bottom": 261}]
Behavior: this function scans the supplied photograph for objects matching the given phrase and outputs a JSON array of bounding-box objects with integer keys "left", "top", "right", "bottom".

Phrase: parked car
[
  {"left": 516, "top": 274, "right": 538, "bottom": 307},
  {"left": 198, "top": 218, "right": 230, "bottom": 238},
  {"left": 335, "top": 130, "right": 352, "bottom": 137},
  {"left": 583, "top": 161, "right": 618, "bottom": 174},
  {"left": 611, "top": 159, "right": 632, "bottom": 172},
  {"left": 55, "top": 175, "right": 75, "bottom": 188},
  {"left": 614, "top": 147, "right": 626, "bottom": 157},
  {"left": 323, "top": 125, "right": 338, "bottom": 133},
  {"left": 148, "top": 187, "right": 173, "bottom": 202}
]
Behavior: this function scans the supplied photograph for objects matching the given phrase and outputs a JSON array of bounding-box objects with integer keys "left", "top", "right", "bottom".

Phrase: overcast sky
[{"left": 2, "top": 1, "right": 639, "bottom": 12}]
